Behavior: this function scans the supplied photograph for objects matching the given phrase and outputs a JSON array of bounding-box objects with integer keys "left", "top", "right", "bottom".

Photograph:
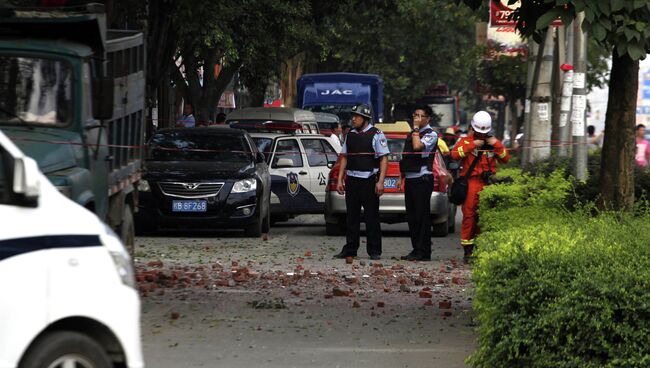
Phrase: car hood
[{"left": 143, "top": 160, "right": 255, "bottom": 180}]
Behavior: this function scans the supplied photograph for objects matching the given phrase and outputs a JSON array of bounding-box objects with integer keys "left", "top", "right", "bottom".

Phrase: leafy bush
[{"left": 470, "top": 168, "right": 650, "bottom": 367}]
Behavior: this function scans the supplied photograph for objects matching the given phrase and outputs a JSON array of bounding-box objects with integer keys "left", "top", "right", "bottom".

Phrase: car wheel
[
  {"left": 271, "top": 214, "right": 289, "bottom": 225},
  {"left": 432, "top": 219, "right": 449, "bottom": 237},
  {"left": 19, "top": 331, "right": 112, "bottom": 368},
  {"left": 120, "top": 204, "right": 135, "bottom": 256},
  {"left": 325, "top": 215, "right": 346, "bottom": 236},
  {"left": 244, "top": 209, "right": 263, "bottom": 237},
  {"left": 448, "top": 205, "right": 457, "bottom": 233}
]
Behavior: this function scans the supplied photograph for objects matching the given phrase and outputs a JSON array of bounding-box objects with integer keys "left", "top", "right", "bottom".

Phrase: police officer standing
[
  {"left": 333, "top": 104, "right": 390, "bottom": 261},
  {"left": 399, "top": 106, "right": 438, "bottom": 261}
]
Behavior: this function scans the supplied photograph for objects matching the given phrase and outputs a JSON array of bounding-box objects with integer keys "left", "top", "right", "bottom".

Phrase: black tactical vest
[
  {"left": 399, "top": 127, "right": 436, "bottom": 173},
  {"left": 346, "top": 126, "right": 380, "bottom": 171}
]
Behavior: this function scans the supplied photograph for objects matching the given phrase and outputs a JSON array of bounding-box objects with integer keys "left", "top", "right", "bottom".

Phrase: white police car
[
  {"left": 0, "top": 131, "right": 143, "bottom": 368},
  {"left": 249, "top": 132, "right": 340, "bottom": 223}
]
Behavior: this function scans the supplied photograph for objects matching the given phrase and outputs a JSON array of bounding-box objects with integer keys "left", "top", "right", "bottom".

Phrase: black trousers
[
  {"left": 342, "top": 175, "right": 382, "bottom": 256},
  {"left": 404, "top": 175, "right": 433, "bottom": 256}
]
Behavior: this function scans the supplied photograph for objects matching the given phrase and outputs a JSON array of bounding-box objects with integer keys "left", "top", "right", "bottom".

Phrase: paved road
[{"left": 135, "top": 214, "right": 475, "bottom": 368}]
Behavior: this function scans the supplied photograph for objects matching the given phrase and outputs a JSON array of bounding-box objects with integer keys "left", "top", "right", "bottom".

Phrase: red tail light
[{"left": 328, "top": 161, "right": 343, "bottom": 191}]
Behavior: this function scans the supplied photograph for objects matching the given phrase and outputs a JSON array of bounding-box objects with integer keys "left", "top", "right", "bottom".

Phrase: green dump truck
[{"left": 0, "top": 4, "right": 145, "bottom": 253}]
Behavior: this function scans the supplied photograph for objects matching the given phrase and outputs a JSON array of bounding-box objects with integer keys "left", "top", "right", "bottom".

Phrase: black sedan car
[{"left": 135, "top": 127, "right": 271, "bottom": 236}]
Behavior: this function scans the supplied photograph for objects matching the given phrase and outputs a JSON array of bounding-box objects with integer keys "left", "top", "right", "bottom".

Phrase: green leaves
[{"left": 470, "top": 167, "right": 650, "bottom": 367}]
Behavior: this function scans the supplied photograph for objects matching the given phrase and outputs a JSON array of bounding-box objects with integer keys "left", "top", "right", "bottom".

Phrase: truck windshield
[
  {"left": 429, "top": 104, "right": 456, "bottom": 128},
  {"left": 147, "top": 131, "right": 252, "bottom": 162},
  {"left": 305, "top": 105, "right": 352, "bottom": 123},
  {"left": 0, "top": 56, "right": 73, "bottom": 125}
]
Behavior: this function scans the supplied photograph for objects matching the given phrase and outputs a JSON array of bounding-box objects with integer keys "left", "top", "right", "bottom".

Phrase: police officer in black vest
[
  {"left": 333, "top": 104, "right": 390, "bottom": 261},
  {"left": 399, "top": 106, "right": 439, "bottom": 261}
]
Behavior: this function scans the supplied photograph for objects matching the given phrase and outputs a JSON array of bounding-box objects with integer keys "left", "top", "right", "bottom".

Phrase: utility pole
[
  {"left": 528, "top": 29, "right": 555, "bottom": 163},
  {"left": 571, "top": 12, "right": 588, "bottom": 180},
  {"left": 558, "top": 24, "right": 575, "bottom": 157},
  {"left": 521, "top": 39, "right": 538, "bottom": 165}
]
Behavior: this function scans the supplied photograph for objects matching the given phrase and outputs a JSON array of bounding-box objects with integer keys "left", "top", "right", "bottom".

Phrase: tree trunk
[{"left": 598, "top": 53, "right": 639, "bottom": 212}]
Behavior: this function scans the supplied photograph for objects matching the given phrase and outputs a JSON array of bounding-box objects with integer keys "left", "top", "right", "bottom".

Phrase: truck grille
[{"left": 158, "top": 182, "right": 224, "bottom": 198}]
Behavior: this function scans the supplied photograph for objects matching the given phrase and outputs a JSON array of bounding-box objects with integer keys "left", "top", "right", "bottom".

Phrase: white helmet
[{"left": 471, "top": 111, "right": 492, "bottom": 134}]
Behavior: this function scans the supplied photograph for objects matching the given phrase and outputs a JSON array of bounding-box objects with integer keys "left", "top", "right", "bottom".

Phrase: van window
[{"left": 272, "top": 139, "right": 303, "bottom": 168}]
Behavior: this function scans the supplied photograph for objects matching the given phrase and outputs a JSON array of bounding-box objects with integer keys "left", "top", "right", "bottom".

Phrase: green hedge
[{"left": 469, "top": 168, "right": 650, "bottom": 367}]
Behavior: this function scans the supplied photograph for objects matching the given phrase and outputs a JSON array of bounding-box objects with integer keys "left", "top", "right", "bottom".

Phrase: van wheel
[
  {"left": 120, "top": 204, "right": 135, "bottom": 256},
  {"left": 432, "top": 219, "right": 449, "bottom": 237},
  {"left": 19, "top": 331, "right": 112, "bottom": 368}
]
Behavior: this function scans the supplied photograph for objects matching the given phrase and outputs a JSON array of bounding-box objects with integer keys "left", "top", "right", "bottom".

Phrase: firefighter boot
[{"left": 463, "top": 244, "right": 475, "bottom": 265}]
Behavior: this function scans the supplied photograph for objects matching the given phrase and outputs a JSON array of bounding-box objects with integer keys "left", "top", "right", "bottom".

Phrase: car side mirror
[
  {"left": 12, "top": 156, "right": 40, "bottom": 207},
  {"left": 327, "top": 162, "right": 335, "bottom": 169},
  {"left": 92, "top": 78, "right": 114, "bottom": 120},
  {"left": 275, "top": 158, "right": 294, "bottom": 168}
]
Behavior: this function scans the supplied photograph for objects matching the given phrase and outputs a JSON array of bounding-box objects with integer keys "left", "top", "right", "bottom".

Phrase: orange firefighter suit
[{"left": 451, "top": 135, "right": 510, "bottom": 248}]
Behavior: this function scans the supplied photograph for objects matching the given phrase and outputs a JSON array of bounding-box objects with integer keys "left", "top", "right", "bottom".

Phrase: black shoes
[
  {"left": 401, "top": 252, "right": 431, "bottom": 261},
  {"left": 333, "top": 251, "right": 380, "bottom": 260},
  {"left": 333, "top": 251, "right": 356, "bottom": 259}
]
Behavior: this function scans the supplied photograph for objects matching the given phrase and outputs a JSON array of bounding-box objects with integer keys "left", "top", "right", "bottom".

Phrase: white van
[{"left": 0, "top": 131, "right": 143, "bottom": 368}]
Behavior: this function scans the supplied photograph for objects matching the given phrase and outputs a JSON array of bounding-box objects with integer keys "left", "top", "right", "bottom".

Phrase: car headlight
[
  {"left": 138, "top": 179, "right": 151, "bottom": 192},
  {"left": 110, "top": 251, "right": 136, "bottom": 288},
  {"left": 232, "top": 178, "right": 257, "bottom": 193}
]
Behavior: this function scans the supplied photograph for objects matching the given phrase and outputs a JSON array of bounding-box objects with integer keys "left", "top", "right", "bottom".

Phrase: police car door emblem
[{"left": 287, "top": 172, "right": 300, "bottom": 196}]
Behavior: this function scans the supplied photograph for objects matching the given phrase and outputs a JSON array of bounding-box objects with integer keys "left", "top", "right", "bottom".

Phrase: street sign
[{"left": 490, "top": 0, "right": 562, "bottom": 28}]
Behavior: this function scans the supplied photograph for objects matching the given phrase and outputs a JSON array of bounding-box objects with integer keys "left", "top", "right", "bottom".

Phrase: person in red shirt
[{"left": 451, "top": 111, "right": 510, "bottom": 263}]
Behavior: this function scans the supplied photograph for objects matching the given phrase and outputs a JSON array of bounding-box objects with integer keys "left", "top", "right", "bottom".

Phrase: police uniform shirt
[
  {"left": 341, "top": 124, "right": 390, "bottom": 178},
  {"left": 404, "top": 125, "right": 438, "bottom": 179}
]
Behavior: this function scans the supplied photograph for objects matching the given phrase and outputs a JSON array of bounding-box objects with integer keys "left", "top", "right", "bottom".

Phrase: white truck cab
[{"left": 0, "top": 131, "right": 143, "bottom": 368}]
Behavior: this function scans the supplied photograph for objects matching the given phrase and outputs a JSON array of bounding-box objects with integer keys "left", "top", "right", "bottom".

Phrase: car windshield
[
  {"left": 386, "top": 137, "right": 405, "bottom": 162},
  {"left": 147, "top": 131, "right": 252, "bottom": 162},
  {"left": 252, "top": 137, "right": 273, "bottom": 161},
  {"left": 0, "top": 55, "right": 73, "bottom": 125}
]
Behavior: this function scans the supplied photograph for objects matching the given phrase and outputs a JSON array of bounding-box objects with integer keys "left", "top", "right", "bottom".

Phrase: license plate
[
  {"left": 172, "top": 200, "right": 207, "bottom": 212},
  {"left": 384, "top": 177, "right": 398, "bottom": 189}
]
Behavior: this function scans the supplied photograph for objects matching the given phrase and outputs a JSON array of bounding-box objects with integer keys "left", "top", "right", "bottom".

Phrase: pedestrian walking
[
  {"left": 635, "top": 124, "right": 650, "bottom": 168},
  {"left": 451, "top": 111, "right": 510, "bottom": 264},
  {"left": 175, "top": 102, "right": 196, "bottom": 128},
  {"left": 398, "top": 106, "right": 438, "bottom": 261},
  {"left": 333, "top": 104, "right": 389, "bottom": 261}
]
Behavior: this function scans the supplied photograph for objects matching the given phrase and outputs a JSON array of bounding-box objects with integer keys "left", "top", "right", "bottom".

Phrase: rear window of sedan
[
  {"left": 386, "top": 138, "right": 405, "bottom": 162},
  {"left": 147, "top": 131, "right": 252, "bottom": 162}
]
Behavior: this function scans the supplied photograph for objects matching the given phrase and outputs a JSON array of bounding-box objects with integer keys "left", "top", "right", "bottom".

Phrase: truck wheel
[
  {"left": 19, "top": 331, "right": 112, "bottom": 368},
  {"left": 432, "top": 219, "right": 449, "bottom": 237},
  {"left": 120, "top": 204, "right": 135, "bottom": 256}
]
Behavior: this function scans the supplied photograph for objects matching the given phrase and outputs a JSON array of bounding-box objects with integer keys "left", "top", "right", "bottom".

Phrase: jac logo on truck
[{"left": 319, "top": 89, "right": 353, "bottom": 96}]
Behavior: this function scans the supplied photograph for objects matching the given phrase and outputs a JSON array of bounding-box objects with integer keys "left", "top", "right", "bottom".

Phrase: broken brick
[
  {"left": 170, "top": 312, "right": 180, "bottom": 320},
  {"left": 352, "top": 301, "right": 360, "bottom": 308},
  {"left": 304, "top": 251, "right": 312, "bottom": 257},
  {"left": 345, "top": 257, "right": 354, "bottom": 264},
  {"left": 147, "top": 260, "right": 163, "bottom": 268},
  {"left": 332, "top": 288, "right": 351, "bottom": 297},
  {"left": 424, "top": 299, "right": 433, "bottom": 306},
  {"left": 419, "top": 290, "right": 433, "bottom": 298},
  {"left": 439, "top": 301, "right": 452, "bottom": 309}
]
